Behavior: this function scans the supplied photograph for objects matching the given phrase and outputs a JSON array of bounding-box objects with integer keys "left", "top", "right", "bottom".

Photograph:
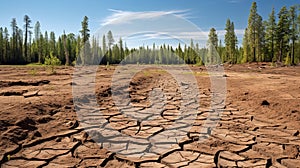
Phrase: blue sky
[{"left": 0, "top": 0, "right": 298, "bottom": 47}]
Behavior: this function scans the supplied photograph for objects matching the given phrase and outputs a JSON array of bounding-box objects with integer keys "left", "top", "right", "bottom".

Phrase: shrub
[{"left": 44, "top": 52, "right": 61, "bottom": 74}]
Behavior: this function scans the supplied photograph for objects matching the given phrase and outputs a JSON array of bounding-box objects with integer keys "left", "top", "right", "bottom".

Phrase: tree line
[
  {"left": 0, "top": 2, "right": 299, "bottom": 65},
  {"left": 209, "top": 2, "right": 300, "bottom": 65}
]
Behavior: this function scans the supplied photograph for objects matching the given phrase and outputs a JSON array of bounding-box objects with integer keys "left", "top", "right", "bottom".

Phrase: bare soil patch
[{"left": 0, "top": 63, "right": 299, "bottom": 167}]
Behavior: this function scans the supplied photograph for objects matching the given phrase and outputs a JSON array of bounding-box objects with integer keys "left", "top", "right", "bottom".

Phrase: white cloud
[
  {"left": 100, "top": 9, "right": 245, "bottom": 46},
  {"left": 121, "top": 29, "right": 245, "bottom": 47},
  {"left": 101, "top": 9, "right": 189, "bottom": 26},
  {"left": 216, "top": 29, "right": 244, "bottom": 36}
]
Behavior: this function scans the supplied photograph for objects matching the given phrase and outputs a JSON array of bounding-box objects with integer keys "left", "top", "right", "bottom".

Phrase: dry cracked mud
[{"left": 0, "top": 63, "right": 299, "bottom": 168}]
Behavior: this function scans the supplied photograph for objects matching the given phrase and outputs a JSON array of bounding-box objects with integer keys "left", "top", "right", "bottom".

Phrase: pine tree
[
  {"left": 17, "top": 28, "right": 23, "bottom": 63},
  {"left": 39, "top": 33, "right": 44, "bottom": 63},
  {"left": 67, "top": 33, "right": 77, "bottom": 64},
  {"left": 107, "top": 30, "right": 114, "bottom": 49},
  {"left": 257, "top": 15, "right": 265, "bottom": 62},
  {"left": 0, "top": 28, "right": 3, "bottom": 64},
  {"left": 224, "top": 19, "right": 238, "bottom": 63},
  {"left": 289, "top": 5, "right": 298, "bottom": 65},
  {"left": 242, "top": 28, "right": 250, "bottom": 63},
  {"left": 218, "top": 39, "right": 225, "bottom": 63},
  {"left": 76, "top": 35, "right": 81, "bottom": 64},
  {"left": 62, "top": 31, "right": 70, "bottom": 65},
  {"left": 23, "top": 15, "right": 32, "bottom": 63},
  {"left": 3, "top": 28, "right": 9, "bottom": 64},
  {"left": 44, "top": 31, "right": 49, "bottom": 58},
  {"left": 11, "top": 18, "right": 18, "bottom": 64},
  {"left": 119, "top": 38, "right": 124, "bottom": 61},
  {"left": 49, "top": 31, "right": 56, "bottom": 56},
  {"left": 208, "top": 28, "right": 218, "bottom": 64},
  {"left": 80, "top": 16, "right": 90, "bottom": 44},
  {"left": 34, "top": 21, "right": 42, "bottom": 63},
  {"left": 265, "top": 7, "right": 276, "bottom": 62},
  {"left": 247, "top": 2, "right": 263, "bottom": 62},
  {"left": 296, "top": 9, "right": 300, "bottom": 64},
  {"left": 57, "top": 37, "right": 65, "bottom": 64},
  {"left": 276, "top": 6, "right": 290, "bottom": 63},
  {"left": 79, "top": 16, "right": 90, "bottom": 64}
]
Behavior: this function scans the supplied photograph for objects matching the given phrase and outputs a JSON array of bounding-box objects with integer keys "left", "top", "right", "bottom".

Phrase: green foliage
[
  {"left": 44, "top": 52, "right": 61, "bottom": 73},
  {"left": 207, "top": 28, "right": 218, "bottom": 64},
  {"left": 224, "top": 19, "right": 238, "bottom": 64},
  {"left": 28, "top": 68, "right": 38, "bottom": 76},
  {"left": 247, "top": 2, "right": 264, "bottom": 62},
  {"left": 26, "top": 62, "right": 43, "bottom": 66},
  {"left": 276, "top": 6, "right": 290, "bottom": 62},
  {"left": 284, "top": 52, "right": 291, "bottom": 65},
  {"left": 265, "top": 7, "right": 276, "bottom": 62}
]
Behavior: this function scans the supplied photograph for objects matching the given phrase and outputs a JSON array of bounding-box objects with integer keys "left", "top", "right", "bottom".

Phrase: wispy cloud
[
  {"left": 216, "top": 29, "right": 245, "bottom": 36},
  {"left": 123, "top": 29, "right": 245, "bottom": 42},
  {"left": 227, "top": 0, "right": 240, "bottom": 4},
  {"left": 101, "top": 9, "right": 190, "bottom": 26}
]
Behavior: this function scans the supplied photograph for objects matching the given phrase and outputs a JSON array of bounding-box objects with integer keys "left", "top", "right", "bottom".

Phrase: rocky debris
[
  {"left": 15, "top": 117, "right": 37, "bottom": 131},
  {"left": 23, "top": 90, "right": 40, "bottom": 98},
  {"left": 261, "top": 100, "right": 270, "bottom": 106}
]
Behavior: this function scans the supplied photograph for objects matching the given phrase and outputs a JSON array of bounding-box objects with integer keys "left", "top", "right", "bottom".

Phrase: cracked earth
[{"left": 0, "top": 63, "right": 299, "bottom": 167}]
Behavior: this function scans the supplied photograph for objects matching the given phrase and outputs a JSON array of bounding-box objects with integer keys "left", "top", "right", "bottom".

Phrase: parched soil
[{"left": 0, "top": 63, "right": 299, "bottom": 168}]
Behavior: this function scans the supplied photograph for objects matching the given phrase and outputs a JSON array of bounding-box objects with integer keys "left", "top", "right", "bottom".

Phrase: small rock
[
  {"left": 223, "top": 74, "right": 229, "bottom": 77},
  {"left": 261, "top": 100, "right": 270, "bottom": 106},
  {"left": 64, "top": 105, "right": 72, "bottom": 109},
  {"left": 33, "top": 130, "right": 42, "bottom": 137},
  {"left": 66, "top": 120, "right": 79, "bottom": 129},
  {"left": 55, "top": 137, "right": 62, "bottom": 142},
  {"left": 23, "top": 90, "right": 40, "bottom": 98},
  {"left": 70, "top": 82, "right": 77, "bottom": 85},
  {"left": 180, "top": 82, "right": 189, "bottom": 86}
]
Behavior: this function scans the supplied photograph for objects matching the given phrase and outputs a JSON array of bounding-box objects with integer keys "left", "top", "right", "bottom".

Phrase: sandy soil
[{"left": 0, "top": 63, "right": 299, "bottom": 167}]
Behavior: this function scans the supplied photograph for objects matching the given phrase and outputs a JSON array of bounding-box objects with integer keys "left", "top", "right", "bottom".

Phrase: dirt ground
[{"left": 0, "top": 63, "right": 299, "bottom": 168}]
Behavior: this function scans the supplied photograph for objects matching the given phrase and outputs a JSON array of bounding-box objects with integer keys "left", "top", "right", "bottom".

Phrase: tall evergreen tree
[
  {"left": 44, "top": 31, "right": 49, "bottom": 58},
  {"left": 10, "top": 18, "right": 18, "bottom": 64},
  {"left": 62, "top": 31, "right": 70, "bottom": 65},
  {"left": 17, "top": 29, "right": 23, "bottom": 63},
  {"left": 242, "top": 28, "right": 250, "bottom": 63},
  {"left": 247, "top": 2, "right": 263, "bottom": 62},
  {"left": 208, "top": 27, "right": 218, "bottom": 64},
  {"left": 23, "top": 15, "right": 32, "bottom": 62},
  {"left": 79, "top": 16, "right": 90, "bottom": 64},
  {"left": 0, "top": 28, "right": 3, "bottom": 64},
  {"left": 80, "top": 16, "right": 90, "bottom": 44},
  {"left": 107, "top": 30, "right": 114, "bottom": 49},
  {"left": 119, "top": 38, "right": 124, "bottom": 61},
  {"left": 289, "top": 5, "right": 298, "bottom": 65},
  {"left": 34, "top": 21, "right": 42, "bottom": 63},
  {"left": 49, "top": 31, "right": 56, "bottom": 56},
  {"left": 3, "top": 28, "right": 9, "bottom": 64},
  {"left": 102, "top": 35, "right": 107, "bottom": 55},
  {"left": 276, "top": 6, "right": 290, "bottom": 63},
  {"left": 224, "top": 19, "right": 238, "bottom": 63},
  {"left": 265, "top": 7, "right": 276, "bottom": 62}
]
